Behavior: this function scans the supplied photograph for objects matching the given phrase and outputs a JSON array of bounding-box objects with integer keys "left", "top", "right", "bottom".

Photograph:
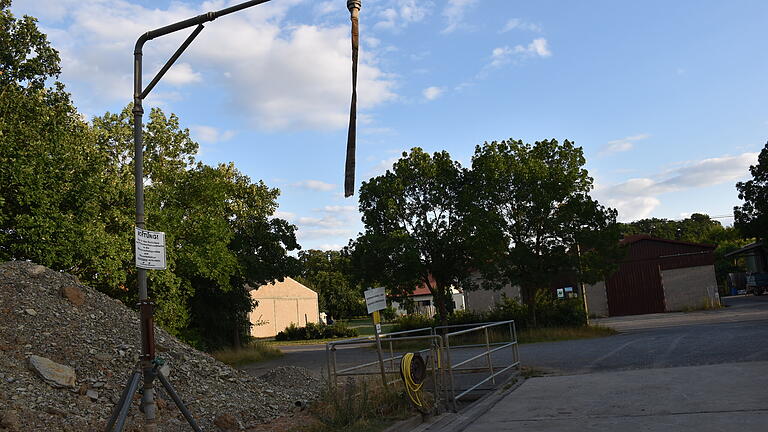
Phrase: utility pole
[{"left": 106, "top": 1, "right": 362, "bottom": 430}]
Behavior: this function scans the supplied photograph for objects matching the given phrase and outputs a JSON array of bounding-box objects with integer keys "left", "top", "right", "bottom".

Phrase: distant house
[
  {"left": 390, "top": 277, "right": 466, "bottom": 316},
  {"left": 248, "top": 277, "right": 319, "bottom": 338},
  {"left": 585, "top": 235, "right": 719, "bottom": 317}
]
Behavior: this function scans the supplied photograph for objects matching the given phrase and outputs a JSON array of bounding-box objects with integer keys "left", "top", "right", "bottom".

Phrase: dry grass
[
  {"left": 212, "top": 341, "right": 283, "bottom": 366},
  {"left": 300, "top": 379, "right": 415, "bottom": 432}
]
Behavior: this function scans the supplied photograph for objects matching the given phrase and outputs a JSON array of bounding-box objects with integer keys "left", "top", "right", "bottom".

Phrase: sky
[{"left": 11, "top": 0, "right": 768, "bottom": 251}]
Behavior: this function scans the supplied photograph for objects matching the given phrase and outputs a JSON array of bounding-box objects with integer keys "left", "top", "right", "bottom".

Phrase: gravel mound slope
[{"left": 0, "top": 261, "right": 320, "bottom": 431}]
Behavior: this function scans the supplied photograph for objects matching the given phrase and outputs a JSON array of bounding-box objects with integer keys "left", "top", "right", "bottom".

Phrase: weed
[{"left": 211, "top": 341, "right": 283, "bottom": 366}]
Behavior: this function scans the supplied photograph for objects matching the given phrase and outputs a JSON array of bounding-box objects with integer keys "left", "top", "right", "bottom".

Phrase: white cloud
[
  {"left": 595, "top": 152, "right": 758, "bottom": 222},
  {"left": 314, "top": 1, "right": 342, "bottom": 17},
  {"left": 374, "top": 1, "right": 433, "bottom": 31},
  {"left": 442, "top": 0, "right": 478, "bottom": 33},
  {"left": 490, "top": 38, "right": 551, "bottom": 67},
  {"left": 293, "top": 180, "right": 336, "bottom": 192},
  {"left": 19, "top": 0, "right": 396, "bottom": 130},
  {"left": 273, "top": 210, "right": 296, "bottom": 221},
  {"left": 162, "top": 63, "right": 202, "bottom": 86},
  {"left": 600, "top": 133, "right": 650, "bottom": 155},
  {"left": 321, "top": 205, "right": 358, "bottom": 213},
  {"left": 500, "top": 18, "right": 542, "bottom": 33},
  {"left": 423, "top": 86, "right": 444, "bottom": 100},
  {"left": 190, "top": 125, "right": 236, "bottom": 144}
]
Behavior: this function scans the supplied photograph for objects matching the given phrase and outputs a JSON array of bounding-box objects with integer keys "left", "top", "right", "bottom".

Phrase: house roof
[
  {"left": 724, "top": 241, "right": 766, "bottom": 258},
  {"left": 248, "top": 277, "right": 318, "bottom": 299},
  {"left": 620, "top": 234, "right": 716, "bottom": 250}
]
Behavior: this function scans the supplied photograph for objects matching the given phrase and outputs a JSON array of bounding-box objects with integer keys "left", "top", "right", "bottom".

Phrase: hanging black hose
[{"left": 344, "top": 0, "right": 361, "bottom": 197}]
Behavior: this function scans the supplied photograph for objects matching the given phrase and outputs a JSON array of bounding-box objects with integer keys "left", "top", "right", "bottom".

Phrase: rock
[
  {"left": 159, "top": 364, "right": 171, "bottom": 379},
  {"left": 213, "top": 413, "right": 238, "bottom": 431},
  {"left": 24, "top": 308, "right": 37, "bottom": 316},
  {"left": 60, "top": 285, "right": 85, "bottom": 306},
  {"left": 28, "top": 264, "right": 46, "bottom": 276},
  {"left": 28, "top": 355, "right": 76, "bottom": 388},
  {"left": 0, "top": 409, "right": 20, "bottom": 431},
  {"left": 86, "top": 389, "right": 99, "bottom": 401}
]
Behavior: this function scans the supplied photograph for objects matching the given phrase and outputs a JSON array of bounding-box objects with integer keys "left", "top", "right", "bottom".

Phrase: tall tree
[
  {"left": 735, "top": 142, "right": 768, "bottom": 242},
  {"left": 296, "top": 249, "right": 365, "bottom": 319},
  {"left": 353, "top": 148, "right": 473, "bottom": 323},
  {"left": 469, "top": 139, "right": 620, "bottom": 324}
]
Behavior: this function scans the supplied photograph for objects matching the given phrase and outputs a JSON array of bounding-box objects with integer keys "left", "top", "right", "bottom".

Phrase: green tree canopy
[
  {"left": 352, "top": 148, "right": 473, "bottom": 322},
  {"left": 468, "top": 139, "right": 621, "bottom": 323},
  {"left": 735, "top": 142, "right": 768, "bottom": 242},
  {"left": 296, "top": 249, "right": 365, "bottom": 319}
]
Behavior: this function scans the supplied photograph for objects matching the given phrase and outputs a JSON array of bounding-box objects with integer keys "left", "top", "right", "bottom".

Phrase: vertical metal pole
[
  {"left": 485, "top": 327, "right": 495, "bottom": 385},
  {"left": 374, "top": 327, "right": 388, "bottom": 388},
  {"left": 134, "top": 43, "right": 157, "bottom": 432},
  {"left": 389, "top": 339, "right": 394, "bottom": 371},
  {"left": 331, "top": 347, "right": 338, "bottom": 388},
  {"left": 445, "top": 335, "right": 457, "bottom": 412},
  {"left": 512, "top": 321, "right": 520, "bottom": 368},
  {"left": 326, "top": 344, "right": 333, "bottom": 390}
]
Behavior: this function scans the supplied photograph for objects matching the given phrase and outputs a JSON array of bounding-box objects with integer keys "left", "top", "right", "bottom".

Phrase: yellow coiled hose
[{"left": 400, "top": 353, "right": 424, "bottom": 407}]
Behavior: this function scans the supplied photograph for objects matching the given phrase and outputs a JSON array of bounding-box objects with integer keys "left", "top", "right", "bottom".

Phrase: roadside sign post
[{"left": 364, "top": 287, "right": 388, "bottom": 387}]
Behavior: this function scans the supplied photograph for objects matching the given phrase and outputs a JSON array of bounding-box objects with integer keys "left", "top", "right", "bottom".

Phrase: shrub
[
  {"left": 380, "top": 305, "right": 397, "bottom": 322},
  {"left": 274, "top": 322, "right": 359, "bottom": 341},
  {"left": 390, "top": 291, "right": 586, "bottom": 332},
  {"left": 390, "top": 314, "right": 435, "bottom": 333}
]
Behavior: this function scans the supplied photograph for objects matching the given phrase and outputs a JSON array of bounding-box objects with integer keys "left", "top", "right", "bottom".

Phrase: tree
[
  {"left": 0, "top": 1, "right": 126, "bottom": 281},
  {"left": 735, "top": 142, "right": 768, "bottom": 242},
  {"left": 352, "top": 148, "right": 473, "bottom": 323},
  {"left": 468, "top": 139, "right": 620, "bottom": 325},
  {"left": 296, "top": 249, "right": 365, "bottom": 319}
]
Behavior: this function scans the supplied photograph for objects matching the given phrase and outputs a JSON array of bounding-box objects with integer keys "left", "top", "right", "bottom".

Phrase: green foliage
[
  {"left": 274, "top": 322, "right": 359, "bottom": 341},
  {"left": 212, "top": 341, "right": 283, "bottom": 366},
  {"left": 391, "top": 294, "right": 585, "bottom": 333},
  {"left": 352, "top": 148, "right": 473, "bottom": 323},
  {"left": 735, "top": 142, "right": 768, "bottom": 242},
  {"left": 0, "top": 4, "right": 300, "bottom": 351},
  {"left": 468, "top": 139, "right": 620, "bottom": 324},
  {"left": 296, "top": 249, "right": 365, "bottom": 319}
]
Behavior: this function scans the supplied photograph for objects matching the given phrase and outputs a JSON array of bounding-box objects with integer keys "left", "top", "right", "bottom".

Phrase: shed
[
  {"left": 248, "top": 277, "right": 319, "bottom": 338},
  {"left": 390, "top": 276, "right": 466, "bottom": 316},
  {"left": 586, "top": 235, "right": 719, "bottom": 316}
]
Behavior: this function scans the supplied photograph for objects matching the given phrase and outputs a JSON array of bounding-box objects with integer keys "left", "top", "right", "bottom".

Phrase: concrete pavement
[{"left": 462, "top": 361, "right": 768, "bottom": 432}]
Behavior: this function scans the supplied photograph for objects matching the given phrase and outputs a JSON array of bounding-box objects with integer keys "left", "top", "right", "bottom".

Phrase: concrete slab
[{"left": 462, "top": 361, "right": 768, "bottom": 432}]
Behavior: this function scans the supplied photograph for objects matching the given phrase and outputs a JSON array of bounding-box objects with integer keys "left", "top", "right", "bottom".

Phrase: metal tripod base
[{"left": 105, "top": 364, "right": 202, "bottom": 432}]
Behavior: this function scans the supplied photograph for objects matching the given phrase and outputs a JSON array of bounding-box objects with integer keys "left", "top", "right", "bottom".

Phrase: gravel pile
[{"left": 0, "top": 261, "right": 321, "bottom": 431}]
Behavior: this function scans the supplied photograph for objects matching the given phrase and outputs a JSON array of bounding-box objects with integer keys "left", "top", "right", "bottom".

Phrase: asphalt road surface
[{"left": 242, "top": 295, "right": 768, "bottom": 379}]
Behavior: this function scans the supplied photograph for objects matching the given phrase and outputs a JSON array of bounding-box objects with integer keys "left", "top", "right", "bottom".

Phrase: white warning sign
[{"left": 135, "top": 227, "right": 166, "bottom": 270}]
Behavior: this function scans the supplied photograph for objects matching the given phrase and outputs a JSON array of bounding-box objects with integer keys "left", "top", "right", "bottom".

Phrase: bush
[
  {"left": 274, "top": 322, "right": 359, "bottom": 341},
  {"left": 390, "top": 314, "right": 435, "bottom": 333},
  {"left": 380, "top": 305, "right": 397, "bottom": 322},
  {"left": 390, "top": 291, "right": 586, "bottom": 332}
]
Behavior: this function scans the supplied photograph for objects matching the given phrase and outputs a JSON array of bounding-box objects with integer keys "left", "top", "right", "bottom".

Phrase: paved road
[
  {"left": 242, "top": 296, "right": 768, "bottom": 379},
  {"left": 521, "top": 295, "right": 768, "bottom": 375},
  {"left": 460, "top": 361, "right": 768, "bottom": 432}
]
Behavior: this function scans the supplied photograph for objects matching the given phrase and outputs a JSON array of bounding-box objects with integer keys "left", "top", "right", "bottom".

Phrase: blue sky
[{"left": 12, "top": 0, "right": 768, "bottom": 250}]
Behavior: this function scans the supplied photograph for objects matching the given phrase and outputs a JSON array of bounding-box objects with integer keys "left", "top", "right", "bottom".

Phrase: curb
[{"left": 408, "top": 374, "right": 526, "bottom": 432}]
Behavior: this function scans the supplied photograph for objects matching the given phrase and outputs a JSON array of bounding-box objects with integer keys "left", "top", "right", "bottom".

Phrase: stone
[
  {"left": 86, "top": 389, "right": 99, "bottom": 401},
  {"left": 0, "top": 409, "right": 20, "bottom": 431},
  {"left": 159, "top": 364, "right": 171, "bottom": 379},
  {"left": 28, "top": 264, "right": 46, "bottom": 276},
  {"left": 60, "top": 285, "right": 85, "bottom": 307},
  {"left": 28, "top": 355, "right": 76, "bottom": 388},
  {"left": 24, "top": 308, "right": 37, "bottom": 316},
  {"left": 213, "top": 413, "right": 238, "bottom": 431}
]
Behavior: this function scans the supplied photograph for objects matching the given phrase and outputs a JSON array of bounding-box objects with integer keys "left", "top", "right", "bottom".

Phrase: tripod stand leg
[
  {"left": 156, "top": 370, "right": 202, "bottom": 432},
  {"left": 105, "top": 370, "right": 142, "bottom": 432}
]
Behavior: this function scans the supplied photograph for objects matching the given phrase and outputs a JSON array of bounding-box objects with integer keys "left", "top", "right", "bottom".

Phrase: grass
[
  {"left": 517, "top": 325, "right": 618, "bottom": 344},
  {"left": 680, "top": 297, "right": 725, "bottom": 313},
  {"left": 341, "top": 318, "right": 396, "bottom": 336},
  {"left": 376, "top": 325, "right": 618, "bottom": 351},
  {"left": 212, "top": 341, "right": 283, "bottom": 366},
  {"left": 300, "top": 379, "right": 416, "bottom": 432}
]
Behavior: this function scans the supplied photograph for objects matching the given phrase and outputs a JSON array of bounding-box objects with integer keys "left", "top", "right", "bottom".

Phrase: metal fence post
[{"left": 484, "top": 327, "right": 495, "bottom": 385}]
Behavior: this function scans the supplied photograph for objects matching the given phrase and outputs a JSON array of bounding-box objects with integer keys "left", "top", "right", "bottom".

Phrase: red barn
[{"left": 586, "top": 235, "right": 719, "bottom": 317}]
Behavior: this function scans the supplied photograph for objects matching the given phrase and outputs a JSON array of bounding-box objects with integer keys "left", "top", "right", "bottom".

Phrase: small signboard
[
  {"left": 556, "top": 288, "right": 565, "bottom": 299},
  {"left": 364, "top": 287, "right": 387, "bottom": 314},
  {"left": 135, "top": 227, "right": 166, "bottom": 270},
  {"left": 375, "top": 323, "right": 382, "bottom": 334}
]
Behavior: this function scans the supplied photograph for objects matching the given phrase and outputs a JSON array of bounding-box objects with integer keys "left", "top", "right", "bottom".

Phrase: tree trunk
[{"left": 521, "top": 284, "right": 537, "bottom": 328}]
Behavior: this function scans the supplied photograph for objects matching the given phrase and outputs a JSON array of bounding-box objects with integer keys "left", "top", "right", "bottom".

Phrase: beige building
[{"left": 248, "top": 277, "right": 319, "bottom": 338}]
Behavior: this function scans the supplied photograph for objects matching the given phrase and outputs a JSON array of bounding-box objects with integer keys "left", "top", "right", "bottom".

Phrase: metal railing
[
  {"left": 439, "top": 320, "right": 520, "bottom": 411},
  {"left": 325, "top": 320, "right": 520, "bottom": 413}
]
